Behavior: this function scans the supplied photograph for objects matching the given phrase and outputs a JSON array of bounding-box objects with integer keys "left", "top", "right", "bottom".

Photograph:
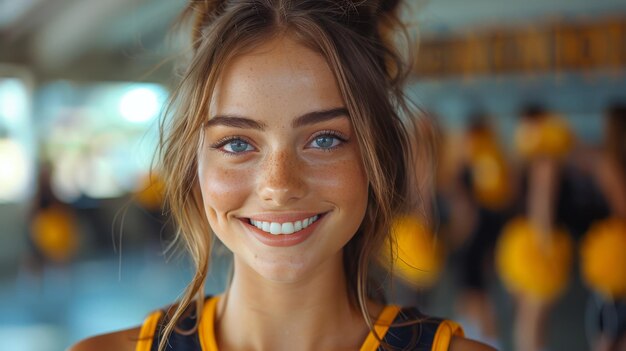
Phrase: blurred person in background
[
  {"left": 26, "top": 161, "right": 79, "bottom": 276},
  {"left": 580, "top": 104, "right": 626, "bottom": 351},
  {"left": 379, "top": 114, "right": 444, "bottom": 303},
  {"left": 496, "top": 105, "right": 575, "bottom": 351},
  {"left": 452, "top": 113, "right": 514, "bottom": 348},
  {"left": 70, "top": 1, "right": 494, "bottom": 351}
]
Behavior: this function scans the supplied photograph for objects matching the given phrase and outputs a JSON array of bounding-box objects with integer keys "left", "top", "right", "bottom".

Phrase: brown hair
[{"left": 156, "top": 0, "right": 425, "bottom": 349}]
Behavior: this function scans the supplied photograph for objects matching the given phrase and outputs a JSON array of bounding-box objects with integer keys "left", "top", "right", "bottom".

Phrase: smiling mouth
[{"left": 247, "top": 214, "right": 322, "bottom": 235}]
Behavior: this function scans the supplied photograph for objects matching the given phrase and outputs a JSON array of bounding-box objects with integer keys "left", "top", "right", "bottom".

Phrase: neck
[{"left": 215, "top": 253, "right": 374, "bottom": 351}]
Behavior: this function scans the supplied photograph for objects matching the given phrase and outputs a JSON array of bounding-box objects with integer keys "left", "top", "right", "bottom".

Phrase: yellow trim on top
[
  {"left": 197, "top": 298, "right": 401, "bottom": 351},
  {"left": 199, "top": 295, "right": 220, "bottom": 351},
  {"left": 135, "top": 300, "right": 465, "bottom": 351},
  {"left": 135, "top": 310, "right": 163, "bottom": 351},
  {"left": 432, "top": 320, "right": 465, "bottom": 351},
  {"left": 359, "top": 305, "right": 402, "bottom": 351}
]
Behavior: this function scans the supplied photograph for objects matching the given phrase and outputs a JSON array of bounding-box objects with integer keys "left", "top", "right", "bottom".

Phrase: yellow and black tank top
[{"left": 136, "top": 296, "right": 463, "bottom": 351}]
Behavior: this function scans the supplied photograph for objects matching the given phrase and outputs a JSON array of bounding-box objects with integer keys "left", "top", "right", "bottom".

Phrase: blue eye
[
  {"left": 314, "top": 136, "right": 337, "bottom": 148},
  {"left": 221, "top": 139, "right": 254, "bottom": 153},
  {"left": 308, "top": 132, "right": 345, "bottom": 150}
]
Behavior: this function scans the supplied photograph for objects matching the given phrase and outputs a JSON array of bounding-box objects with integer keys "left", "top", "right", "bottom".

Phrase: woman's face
[{"left": 197, "top": 35, "right": 369, "bottom": 282}]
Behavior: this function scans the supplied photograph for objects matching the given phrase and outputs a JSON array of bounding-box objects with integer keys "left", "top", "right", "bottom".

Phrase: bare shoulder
[
  {"left": 67, "top": 326, "right": 140, "bottom": 351},
  {"left": 449, "top": 336, "right": 498, "bottom": 351}
]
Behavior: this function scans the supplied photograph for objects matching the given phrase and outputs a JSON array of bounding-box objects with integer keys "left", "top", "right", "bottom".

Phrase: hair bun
[
  {"left": 186, "top": 0, "right": 227, "bottom": 49},
  {"left": 188, "top": 0, "right": 403, "bottom": 45}
]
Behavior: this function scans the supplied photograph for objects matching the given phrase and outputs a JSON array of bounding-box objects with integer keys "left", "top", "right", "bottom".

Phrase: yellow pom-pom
[
  {"left": 514, "top": 115, "right": 573, "bottom": 160},
  {"left": 381, "top": 216, "right": 443, "bottom": 288},
  {"left": 541, "top": 117, "right": 573, "bottom": 157},
  {"left": 496, "top": 217, "right": 573, "bottom": 301},
  {"left": 468, "top": 130, "right": 511, "bottom": 209},
  {"left": 31, "top": 205, "right": 79, "bottom": 263},
  {"left": 580, "top": 218, "right": 626, "bottom": 299}
]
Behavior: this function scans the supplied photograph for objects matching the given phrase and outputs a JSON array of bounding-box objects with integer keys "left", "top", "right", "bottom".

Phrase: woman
[
  {"left": 582, "top": 105, "right": 626, "bottom": 351},
  {"left": 71, "top": 1, "right": 494, "bottom": 350}
]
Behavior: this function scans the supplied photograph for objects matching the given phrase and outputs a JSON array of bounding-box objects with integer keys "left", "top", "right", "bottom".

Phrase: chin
[{"left": 248, "top": 254, "right": 312, "bottom": 283}]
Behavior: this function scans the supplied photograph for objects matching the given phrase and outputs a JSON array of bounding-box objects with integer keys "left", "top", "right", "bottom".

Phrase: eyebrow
[
  {"left": 204, "top": 115, "right": 266, "bottom": 130},
  {"left": 205, "top": 107, "right": 349, "bottom": 130},
  {"left": 292, "top": 107, "right": 349, "bottom": 128}
]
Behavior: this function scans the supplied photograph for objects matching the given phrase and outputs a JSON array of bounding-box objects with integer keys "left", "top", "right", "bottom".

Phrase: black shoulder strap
[
  {"left": 380, "top": 307, "right": 444, "bottom": 351},
  {"left": 149, "top": 301, "right": 205, "bottom": 351}
]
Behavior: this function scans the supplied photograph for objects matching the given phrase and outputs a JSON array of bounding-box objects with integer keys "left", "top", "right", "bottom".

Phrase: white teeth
[
  {"left": 282, "top": 222, "right": 295, "bottom": 234},
  {"left": 269, "top": 222, "right": 281, "bottom": 235},
  {"left": 249, "top": 214, "right": 320, "bottom": 235}
]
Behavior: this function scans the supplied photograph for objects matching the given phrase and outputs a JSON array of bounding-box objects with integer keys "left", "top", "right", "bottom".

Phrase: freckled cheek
[
  {"left": 306, "top": 157, "right": 368, "bottom": 204},
  {"left": 198, "top": 164, "right": 254, "bottom": 218}
]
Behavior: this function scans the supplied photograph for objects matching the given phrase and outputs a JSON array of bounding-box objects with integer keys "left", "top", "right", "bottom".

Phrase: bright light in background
[
  {"left": 0, "top": 78, "right": 28, "bottom": 124},
  {"left": 0, "top": 138, "right": 30, "bottom": 203},
  {"left": 39, "top": 81, "right": 168, "bottom": 201},
  {"left": 118, "top": 86, "right": 161, "bottom": 123},
  {"left": 0, "top": 77, "right": 33, "bottom": 203}
]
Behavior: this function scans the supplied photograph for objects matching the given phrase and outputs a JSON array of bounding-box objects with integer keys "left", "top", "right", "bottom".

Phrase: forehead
[{"left": 209, "top": 35, "right": 345, "bottom": 119}]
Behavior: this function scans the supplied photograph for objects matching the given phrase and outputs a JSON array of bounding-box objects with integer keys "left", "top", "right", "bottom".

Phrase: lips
[{"left": 240, "top": 212, "right": 327, "bottom": 247}]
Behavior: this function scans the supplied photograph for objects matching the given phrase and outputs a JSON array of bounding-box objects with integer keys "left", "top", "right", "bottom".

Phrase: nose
[{"left": 257, "top": 148, "right": 307, "bottom": 206}]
